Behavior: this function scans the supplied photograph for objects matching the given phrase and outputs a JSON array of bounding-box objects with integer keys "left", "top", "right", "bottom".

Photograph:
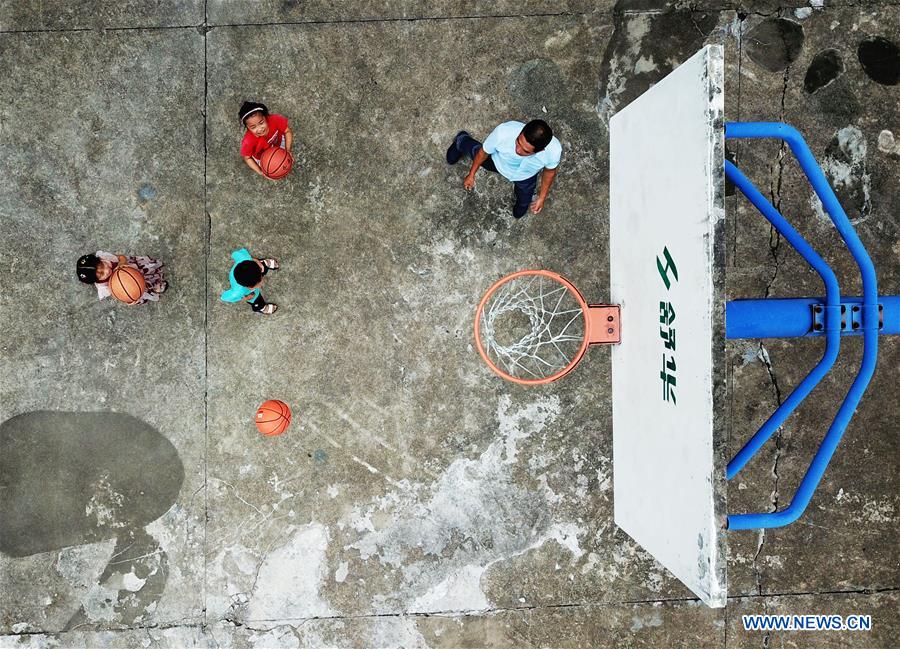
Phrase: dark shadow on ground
[{"left": 0, "top": 411, "right": 183, "bottom": 627}]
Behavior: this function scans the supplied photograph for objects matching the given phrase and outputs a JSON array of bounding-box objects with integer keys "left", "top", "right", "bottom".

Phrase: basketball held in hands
[
  {"left": 109, "top": 266, "right": 147, "bottom": 305},
  {"left": 259, "top": 146, "right": 293, "bottom": 180}
]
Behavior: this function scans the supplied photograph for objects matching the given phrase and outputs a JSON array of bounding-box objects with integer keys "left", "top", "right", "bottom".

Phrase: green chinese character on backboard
[
  {"left": 656, "top": 247, "right": 679, "bottom": 290},
  {"left": 660, "top": 354, "right": 677, "bottom": 404}
]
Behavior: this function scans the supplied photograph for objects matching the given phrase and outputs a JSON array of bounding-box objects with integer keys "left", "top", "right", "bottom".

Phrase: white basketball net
[{"left": 478, "top": 273, "right": 586, "bottom": 381}]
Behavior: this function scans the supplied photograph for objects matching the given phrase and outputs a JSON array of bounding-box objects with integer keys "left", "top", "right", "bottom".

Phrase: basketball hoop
[{"left": 474, "top": 270, "right": 620, "bottom": 385}]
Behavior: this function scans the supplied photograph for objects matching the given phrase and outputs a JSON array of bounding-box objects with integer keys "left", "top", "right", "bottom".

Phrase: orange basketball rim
[{"left": 474, "top": 270, "right": 620, "bottom": 385}]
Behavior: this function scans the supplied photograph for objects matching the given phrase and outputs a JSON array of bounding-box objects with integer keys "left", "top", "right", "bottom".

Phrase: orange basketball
[
  {"left": 259, "top": 146, "right": 293, "bottom": 180},
  {"left": 255, "top": 399, "right": 292, "bottom": 437},
  {"left": 109, "top": 266, "right": 147, "bottom": 305}
]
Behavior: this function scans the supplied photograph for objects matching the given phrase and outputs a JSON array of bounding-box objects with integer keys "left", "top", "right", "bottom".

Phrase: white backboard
[{"left": 610, "top": 45, "right": 728, "bottom": 607}]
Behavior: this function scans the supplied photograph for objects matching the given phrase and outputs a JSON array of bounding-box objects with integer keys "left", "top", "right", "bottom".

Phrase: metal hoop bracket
[{"left": 587, "top": 305, "right": 621, "bottom": 345}]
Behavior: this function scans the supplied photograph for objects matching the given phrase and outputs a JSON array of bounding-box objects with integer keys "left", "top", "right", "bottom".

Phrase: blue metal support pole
[
  {"left": 725, "top": 122, "right": 880, "bottom": 530},
  {"left": 726, "top": 296, "right": 900, "bottom": 339},
  {"left": 723, "top": 160, "right": 841, "bottom": 481}
]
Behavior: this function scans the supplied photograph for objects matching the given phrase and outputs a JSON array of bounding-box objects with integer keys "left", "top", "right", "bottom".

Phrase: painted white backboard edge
[{"left": 610, "top": 45, "right": 728, "bottom": 607}]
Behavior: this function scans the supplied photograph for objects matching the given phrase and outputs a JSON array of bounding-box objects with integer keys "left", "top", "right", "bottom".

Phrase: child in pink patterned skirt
[{"left": 76, "top": 251, "right": 168, "bottom": 305}]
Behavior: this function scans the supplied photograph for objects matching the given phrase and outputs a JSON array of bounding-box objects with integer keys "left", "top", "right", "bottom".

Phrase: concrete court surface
[{"left": 0, "top": 1, "right": 897, "bottom": 647}]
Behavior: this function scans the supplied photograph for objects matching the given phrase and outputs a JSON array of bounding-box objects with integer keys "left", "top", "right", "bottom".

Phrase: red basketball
[
  {"left": 259, "top": 146, "right": 293, "bottom": 180},
  {"left": 255, "top": 399, "right": 292, "bottom": 437},
  {"left": 109, "top": 266, "right": 147, "bottom": 305}
]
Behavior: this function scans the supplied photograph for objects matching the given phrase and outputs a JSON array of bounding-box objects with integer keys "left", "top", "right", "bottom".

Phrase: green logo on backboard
[{"left": 657, "top": 247, "right": 678, "bottom": 404}]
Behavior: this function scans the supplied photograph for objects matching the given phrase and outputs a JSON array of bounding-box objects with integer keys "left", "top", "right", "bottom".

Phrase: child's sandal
[
  {"left": 262, "top": 259, "right": 280, "bottom": 271},
  {"left": 261, "top": 304, "right": 278, "bottom": 315}
]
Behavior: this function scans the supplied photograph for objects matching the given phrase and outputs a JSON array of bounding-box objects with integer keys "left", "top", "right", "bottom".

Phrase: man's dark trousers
[{"left": 455, "top": 133, "right": 538, "bottom": 218}]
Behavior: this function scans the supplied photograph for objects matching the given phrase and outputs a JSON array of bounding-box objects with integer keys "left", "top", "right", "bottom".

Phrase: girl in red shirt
[{"left": 238, "top": 101, "right": 294, "bottom": 179}]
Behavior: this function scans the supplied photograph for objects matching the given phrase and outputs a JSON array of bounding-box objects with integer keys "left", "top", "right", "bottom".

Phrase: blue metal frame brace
[
  {"left": 723, "top": 122, "right": 896, "bottom": 531},
  {"left": 727, "top": 297, "right": 897, "bottom": 339}
]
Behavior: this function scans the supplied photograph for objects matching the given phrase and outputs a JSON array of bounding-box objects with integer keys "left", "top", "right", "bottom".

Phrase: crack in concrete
[
  {"left": 729, "top": 12, "right": 744, "bottom": 269},
  {"left": 728, "top": 585, "right": 900, "bottom": 600},
  {"left": 0, "top": 24, "right": 203, "bottom": 35},
  {"left": 3, "top": 586, "right": 897, "bottom": 638},
  {"left": 688, "top": 12, "right": 709, "bottom": 39},
  {"left": 6, "top": 2, "right": 900, "bottom": 36},
  {"left": 761, "top": 29, "right": 799, "bottom": 647},
  {"left": 202, "top": 0, "right": 210, "bottom": 630},
  {"left": 247, "top": 548, "right": 269, "bottom": 607},
  {"left": 200, "top": 583, "right": 900, "bottom": 628},
  {"left": 723, "top": 597, "right": 729, "bottom": 647},
  {"left": 755, "top": 121, "right": 787, "bottom": 621},
  {"left": 752, "top": 60, "right": 792, "bottom": 643},
  {"left": 749, "top": 56, "right": 793, "bottom": 647},
  {"left": 755, "top": 345, "right": 785, "bottom": 649},
  {"left": 0, "top": 11, "right": 587, "bottom": 35},
  {"left": 763, "top": 164, "right": 783, "bottom": 300},
  {"left": 144, "top": 625, "right": 160, "bottom": 649},
  {"left": 762, "top": 63, "right": 791, "bottom": 303},
  {"left": 763, "top": 222, "right": 782, "bottom": 299},
  {"left": 749, "top": 523, "right": 769, "bottom": 647},
  {"left": 6, "top": 614, "right": 208, "bottom": 638},
  {"left": 209, "top": 10, "right": 588, "bottom": 29}
]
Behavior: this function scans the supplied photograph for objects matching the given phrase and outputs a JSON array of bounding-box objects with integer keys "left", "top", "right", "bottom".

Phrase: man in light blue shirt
[{"left": 446, "top": 120, "right": 562, "bottom": 218}]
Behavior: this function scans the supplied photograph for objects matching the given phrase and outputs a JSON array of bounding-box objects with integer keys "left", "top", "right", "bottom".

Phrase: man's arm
[
  {"left": 531, "top": 167, "right": 558, "bottom": 213},
  {"left": 284, "top": 126, "right": 294, "bottom": 153},
  {"left": 464, "top": 147, "right": 490, "bottom": 190}
]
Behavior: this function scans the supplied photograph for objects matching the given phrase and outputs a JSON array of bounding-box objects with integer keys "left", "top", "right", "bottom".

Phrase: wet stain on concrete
[
  {"left": 597, "top": 5, "right": 718, "bottom": 125},
  {"left": 812, "top": 126, "right": 871, "bottom": 224},
  {"left": 857, "top": 36, "right": 900, "bottom": 86},
  {"left": 85, "top": 112, "right": 108, "bottom": 164},
  {"left": 507, "top": 58, "right": 568, "bottom": 118},
  {"left": 62, "top": 526, "right": 170, "bottom": 629},
  {"left": 137, "top": 183, "right": 158, "bottom": 203},
  {"left": 0, "top": 411, "right": 183, "bottom": 557},
  {"left": 745, "top": 18, "right": 805, "bottom": 72},
  {"left": 1, "top": 411, "right": 184, "bottom": 627},
  {"left": 804, "top": 49, "right": 844, "bottom": 93},
  {"left": 803, "top": 74, "right": 860, "bottom": 123},
  {"left": 724, "top": 145, "right": 737, "bottom": 197}
]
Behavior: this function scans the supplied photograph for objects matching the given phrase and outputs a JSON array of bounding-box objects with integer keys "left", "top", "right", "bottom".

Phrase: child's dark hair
[
  {"left": 77, "top": 254, "right": 100, "bottom": 284},
  {"left": 239, "top": 101, "right": 269, "bottom": 126},
  {"left": 523, "top": 120, "right": 553, "bottom": 152},
  {"left": 234, "top": 260, "right": 262, "bottom": 288}
]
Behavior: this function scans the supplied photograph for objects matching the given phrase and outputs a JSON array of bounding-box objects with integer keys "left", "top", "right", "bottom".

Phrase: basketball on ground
[
  {"left": 109, "top": 266, "right": 147, "bottom": 305},
  {"left": 259, "top": 146, "right": 293, "bottom": 180},
  {"left": 255, "top": 399, "right": 292, "bottom": 436}
]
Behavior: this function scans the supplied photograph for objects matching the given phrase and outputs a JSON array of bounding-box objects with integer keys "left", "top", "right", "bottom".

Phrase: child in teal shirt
[{"left": 220, "top": 248, "right": 280, "bottom": 314}]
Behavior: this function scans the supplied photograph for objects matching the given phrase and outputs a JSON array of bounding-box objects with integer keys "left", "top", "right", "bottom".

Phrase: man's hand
[
  {"left": 531, "top": 167, "right": 558, "bottom": 215},
  {"left": 465, "top": 147, "right": 489, "bottom": 191}
]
